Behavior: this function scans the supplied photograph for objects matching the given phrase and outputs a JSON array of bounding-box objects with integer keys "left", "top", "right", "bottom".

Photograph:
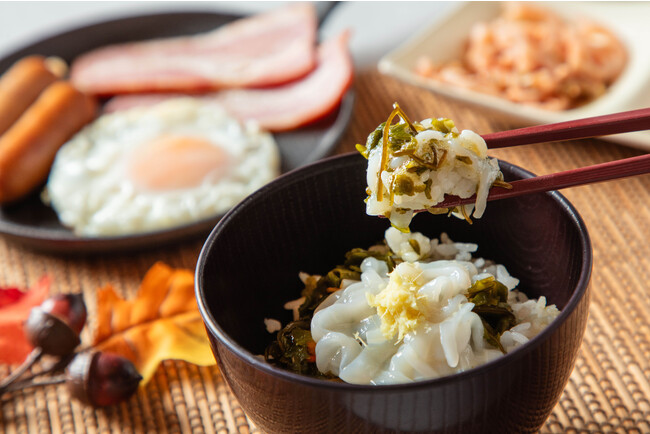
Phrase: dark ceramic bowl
[{"left": 195, "top": 153, "right": 592, "bottom": 433}]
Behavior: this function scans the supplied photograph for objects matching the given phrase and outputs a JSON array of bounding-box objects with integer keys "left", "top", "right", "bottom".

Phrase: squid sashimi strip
[
  {"left": 104, "top": 31, "right": 354, "bottom": 132},
  {"left": 70, "top": 4, "right": 317, "bottom": 96}
]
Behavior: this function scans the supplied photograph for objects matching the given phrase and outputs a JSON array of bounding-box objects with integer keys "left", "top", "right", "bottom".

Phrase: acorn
[
  {"left": 24, "top": 293, "right": 87, "bottom": 356},
  {"left": 65, "top": 351, "right": 142, "bottom": 407},
  {"left": 39, "top": 293, "right": 87, "bottom": 335}
]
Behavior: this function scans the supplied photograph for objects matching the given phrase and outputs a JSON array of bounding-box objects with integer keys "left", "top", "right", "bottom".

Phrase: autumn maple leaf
[
  {"left": 93, "top": 262, "right": 216, "bottom": 384},
  {"left": 0, "top": 277, "right": 51, "bottom": 364}
]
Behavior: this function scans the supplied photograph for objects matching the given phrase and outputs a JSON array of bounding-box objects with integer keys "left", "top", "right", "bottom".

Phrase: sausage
[
  {"left": 0, "top": 81, "right": 97, "bottom": 203},
  {"left": 0, "top": 56, "right": 59, "bottom": 137}
]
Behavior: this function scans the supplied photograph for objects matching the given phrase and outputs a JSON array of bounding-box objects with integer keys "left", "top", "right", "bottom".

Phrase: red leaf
[
  {"left": 0, "top": 287, "right": 24, "bottom": 308},
  {"left": 0, "top": 277, "right": 51, "bottom": 365}
]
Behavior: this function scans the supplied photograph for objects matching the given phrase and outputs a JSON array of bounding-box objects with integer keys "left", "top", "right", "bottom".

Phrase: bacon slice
[
  {"left": 70, "top": 4, "right": 317, "bottom": 96},
  {"left": 104, "top": 31, "right": 354, "bottom": 132},
  {"left": 103, "top": 93, "right": 178, "bottom": 113},
  {"left": 216, "top": 31, "right": 353, "bottom": 132}
]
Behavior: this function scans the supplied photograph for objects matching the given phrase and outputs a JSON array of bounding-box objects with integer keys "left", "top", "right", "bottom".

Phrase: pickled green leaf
[
  {"left": 393, "top": 174, "right": 416, "bottom": 196},
  {"left": 365, "top": 122, "right": 385, "bottom": 151},
  {"left": 355, "top": 143, "right": 369, "bottom": 159},
  {"left": 466, "top": 276, "right": 517, "bottom": 353},
  {"left": 265, "top": 245, "right": 401, "bottom": 376},
  {"left": 264, "top": 321, "right": 328, "bottom": 377},
  {"left": 429, "top": 118, "right": 456, "bottom": 134}
]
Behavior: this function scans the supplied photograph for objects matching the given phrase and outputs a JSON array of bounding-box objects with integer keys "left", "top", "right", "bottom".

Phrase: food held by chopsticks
[
  {"left": 415, "top": 3, "right": 627, "bottom": 110},
  {"left": 358, "top": 104, "right": 650, "bottom": 225},
  {"left": 356, "top": 104, "right": 509, "bottom": 231}
]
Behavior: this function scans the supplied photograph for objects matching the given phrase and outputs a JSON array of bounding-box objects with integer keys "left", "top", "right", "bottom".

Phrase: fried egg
[{"left": 44, "top": 98, "right": 279, "bottom": 236}]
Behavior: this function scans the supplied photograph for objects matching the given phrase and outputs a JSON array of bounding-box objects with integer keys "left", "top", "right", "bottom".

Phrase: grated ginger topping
[{"left": 366, "top": 263, "right": 426, "bottom": 342}]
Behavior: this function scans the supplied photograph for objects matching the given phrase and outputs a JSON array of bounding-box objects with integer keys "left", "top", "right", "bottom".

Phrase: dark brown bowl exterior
[{"left": 196, "top": 153, "right": 592, "bottom": 433}]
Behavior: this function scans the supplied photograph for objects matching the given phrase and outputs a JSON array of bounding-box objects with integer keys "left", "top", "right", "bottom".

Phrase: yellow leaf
[{"left": 93, "top": 262, "right": 216, "bottom": 384}]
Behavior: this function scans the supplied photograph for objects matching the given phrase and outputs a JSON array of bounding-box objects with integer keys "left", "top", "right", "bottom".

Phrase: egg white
[{"left": 44, "top": 98, "right": 279, "bottom": 236}]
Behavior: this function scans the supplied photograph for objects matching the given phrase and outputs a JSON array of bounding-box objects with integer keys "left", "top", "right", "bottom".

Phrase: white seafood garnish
[{"left": 310, "top": 228, "right": 559, "bottom": 385}]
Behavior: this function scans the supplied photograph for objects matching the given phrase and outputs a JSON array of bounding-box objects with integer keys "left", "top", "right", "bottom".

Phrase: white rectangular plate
[{"left": 379, "top": 1, "right": 650, "bottom": 151}]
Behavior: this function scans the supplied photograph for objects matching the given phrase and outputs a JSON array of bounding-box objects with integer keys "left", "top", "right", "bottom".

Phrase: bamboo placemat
[{"left": 2, "top": 70, "right": 650, "bottom": 433}]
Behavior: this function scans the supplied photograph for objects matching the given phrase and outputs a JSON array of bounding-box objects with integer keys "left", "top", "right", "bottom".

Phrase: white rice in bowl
[{"left": 266, "top": 227, "right": 559, "bottom": 385}]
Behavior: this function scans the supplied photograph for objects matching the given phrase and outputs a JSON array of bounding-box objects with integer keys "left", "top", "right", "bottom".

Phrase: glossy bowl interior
[{"left": 196, "top": 152, "right": 592, "bottom": 433}]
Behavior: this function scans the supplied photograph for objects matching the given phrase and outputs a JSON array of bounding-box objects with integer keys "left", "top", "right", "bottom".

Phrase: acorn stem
[
  {"left": 1, "top": 374, "right": 66, "bottom": 394},
  {"left": 9, "top": 352, "right": 75, "bottom": 386},
  {"left": 0, "top": 347, "right": 43, "bottom": 396}
]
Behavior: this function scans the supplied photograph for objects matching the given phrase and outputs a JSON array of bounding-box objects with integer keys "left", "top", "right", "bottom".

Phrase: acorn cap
[
  {"left": 24, "top": 307, "right": 81, "bottom": 356},
  {"left": 66, "top": 351, "right": 142, "bottom": 407},
  {"left": 40, "top": 293, "right": 87, "bottom": 335}
]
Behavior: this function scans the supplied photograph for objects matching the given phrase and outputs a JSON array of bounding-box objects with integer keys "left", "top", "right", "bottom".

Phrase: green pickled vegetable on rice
[{"left": 264, "top": 246, "right": 399, "bottom": 377}]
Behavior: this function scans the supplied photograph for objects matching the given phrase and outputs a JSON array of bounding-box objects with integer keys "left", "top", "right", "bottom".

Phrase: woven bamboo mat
[{"left": 2, "top": 69, "right": 650, "bottom": 433}]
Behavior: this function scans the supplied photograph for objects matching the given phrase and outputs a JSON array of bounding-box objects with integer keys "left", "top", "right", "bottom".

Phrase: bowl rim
[{"left": 195, "top": 152, "right": 592, "bottom": 391}]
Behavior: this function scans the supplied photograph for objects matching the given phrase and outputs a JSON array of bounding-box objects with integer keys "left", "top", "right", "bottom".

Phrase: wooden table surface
[{"left": 2, "top": 70, "right": 650, "bottom": 433}]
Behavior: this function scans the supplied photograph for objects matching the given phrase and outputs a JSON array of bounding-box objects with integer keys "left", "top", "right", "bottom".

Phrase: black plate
[{"left": 0, "top": 11, "right": 354, "bottom": 255}]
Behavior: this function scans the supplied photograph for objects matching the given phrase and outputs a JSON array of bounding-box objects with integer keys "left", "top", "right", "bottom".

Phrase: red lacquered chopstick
[
  {"left": 483, "top": 107, "right": 650, "bottom": 148},
  {"left": 434, "top": 152, "right": 650, "bottom": 208},
  {"left": 374, "top": 107, "right": 650, "bottom": 213},
  {"left": 430, "top": 108, "right": 650, "bottom": 208}
]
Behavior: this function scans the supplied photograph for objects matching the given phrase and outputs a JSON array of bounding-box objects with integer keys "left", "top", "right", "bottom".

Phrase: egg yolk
[{"left": 128, "top": 135, "right": 229, "bottom": 191}]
